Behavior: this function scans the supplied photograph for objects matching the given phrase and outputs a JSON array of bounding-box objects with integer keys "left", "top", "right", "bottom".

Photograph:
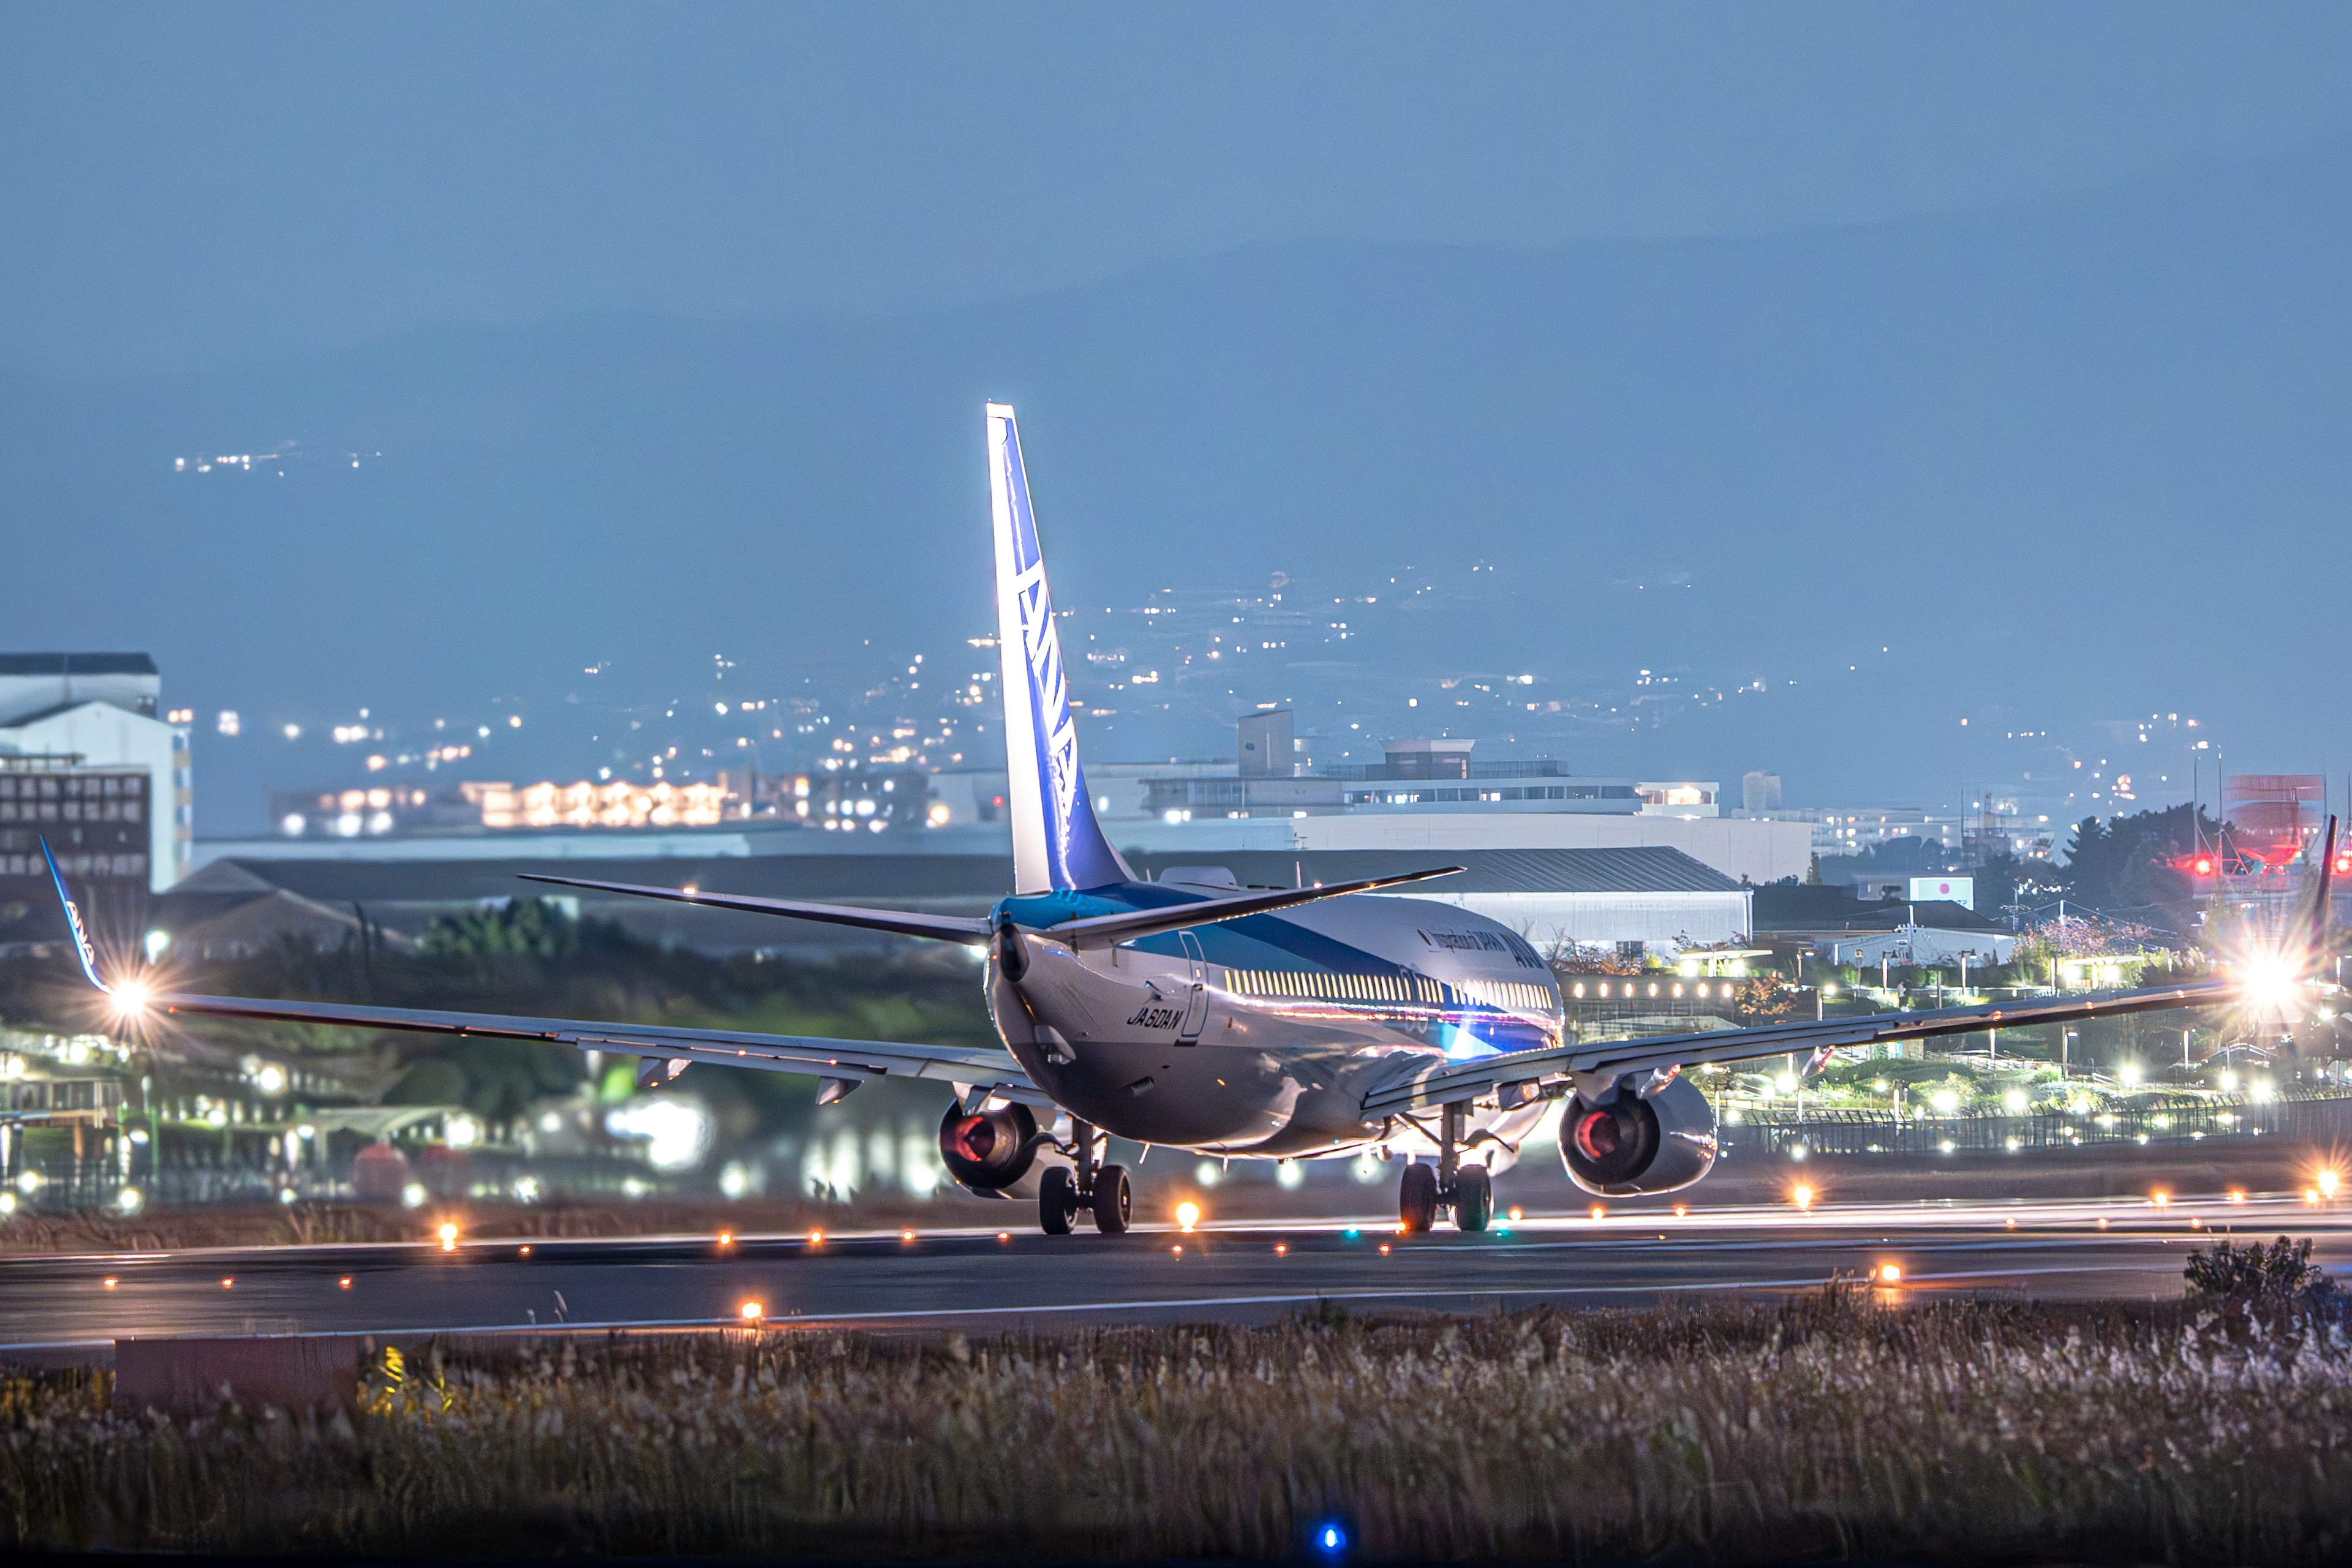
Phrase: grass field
[{"left": 3, "top": 1282, "right": 2350, "bottom": 1561}]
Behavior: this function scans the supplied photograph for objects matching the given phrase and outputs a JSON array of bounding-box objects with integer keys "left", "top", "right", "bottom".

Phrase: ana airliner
[{"left": 45, "top": 404, "right": 2326, "bottom": 1235}]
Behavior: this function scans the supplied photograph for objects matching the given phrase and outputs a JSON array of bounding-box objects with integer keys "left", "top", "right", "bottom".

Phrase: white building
[{"left": 0, "top": 654, "right": 190, "bottom": 891}]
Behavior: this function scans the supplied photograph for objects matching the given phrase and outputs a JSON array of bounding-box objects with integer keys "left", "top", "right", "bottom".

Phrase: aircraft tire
[
  {"left": 1092, "top": 1164, "right": 1132, "bottom": 1234},
  {"left": 1039, "top": 1167, "right": 1079, "bottom": 1235},
  {"left": 1398, "top": 1163, "right": 1439, "bottom": 1232},
  {"left": 1453, "top": 1164, "right": 1493, "bottom": 1232}
]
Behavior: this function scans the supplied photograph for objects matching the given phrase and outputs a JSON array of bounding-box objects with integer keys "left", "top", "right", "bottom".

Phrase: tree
[{"left": 2058, "top": 804, "right": 2218, "bottom": 924}]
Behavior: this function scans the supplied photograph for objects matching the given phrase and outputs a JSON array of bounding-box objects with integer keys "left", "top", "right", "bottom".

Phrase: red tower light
[{"left": 2191, "top": 854, "right": 2217, "bottom": 878}]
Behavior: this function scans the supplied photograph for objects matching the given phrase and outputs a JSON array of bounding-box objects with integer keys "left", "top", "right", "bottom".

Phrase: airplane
[{"left": 41, "top": 403, "right": 2332, "bottom": 1237}]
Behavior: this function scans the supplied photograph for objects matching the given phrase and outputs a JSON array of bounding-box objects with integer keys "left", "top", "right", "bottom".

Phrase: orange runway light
[
  {"left": 1877, "top": 1262, "right": 1902, "bottom": 1285},
  {"left": 221, "top": 1277, "right": 234, "bottom": 1289},
  {"left": 2004, "top": 1217, "right": 2016, "bottom": 1229},
  {"left": 739, "top": 1300, "right": 763, "bottom": 1322},
  {"left": 1791, "top": 1183, "right": 1815, "bottom": 1211},
  {"left": 996, "top": 1231, "right": 1011, "bottom": 1243},
  {"left": 439, "top": 1222, "right": 459, "bottom": 1251},
  {"left": 2321, "top": 1170, "right": 2343, "bottom": 1200},
  {"left": 2150, "top": 1191, "right": 2170, "bottom": 1208},
  {"left": 1378, "top": 1243, "right": 1392, "bottom": 1255},
  {"left": 1589, "top": 1204, "right": 1607, "bottom": 1221},
  {"left": 807, "top": 1229, "right": 824, "bottom": 1245},
  {"left": 1275, "top": 1243, "right": 1287, "bottom": 1256},
  {"left": 1673, "top": 1204, "right": 1688, "bottom": 1218},
  {"left": 1507, "top": 1207, "right": 1523, "bottom": 1222},
  {"left": 901, "top": 1229, "right": 916, "bottom": 1243},
  {"left": 2309, "top": 1189, "right": 2323, "bottom": 1205},
  {"left": 1170, "top": 1245, "right": 1183, "bottom": 1257},
  {"left": 102, "top": 1277, "right": 116, "bottom": 1290},
  {"left": 2097, "top": 1216, "right": 2110, "bottom": 1229},
  {"left": 519, "top": 1245, "right": 532, "bottom": 1257},
  {"left": 718, "top": 1232, "right": 734, "bottom": 1248},
  {"left": 338, "top": 1276, "right": 352, "bottom": 1290},
  {"left": 1175, "top": 1201, "right": 1200, "bottom": 1232},
  {"left": 2228, "top": 1190, "right": 2247, "bottom": 1204}
]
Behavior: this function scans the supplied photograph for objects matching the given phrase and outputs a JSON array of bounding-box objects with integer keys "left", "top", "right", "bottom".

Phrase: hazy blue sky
[
  {"left": 7, "top": 4, "right": 2351, "bottom": 374},
  {"left": 6, "top": 6, "right": 2351, "bottom": 833}
]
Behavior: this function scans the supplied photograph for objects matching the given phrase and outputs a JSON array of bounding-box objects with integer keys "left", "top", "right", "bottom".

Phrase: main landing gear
[
  {"left": 1398, "top": 1101, "right": 1493, "bottom": 1234},
  {"left": 1040, "top": 1119, "right": 1131, "bottom": 1236}
]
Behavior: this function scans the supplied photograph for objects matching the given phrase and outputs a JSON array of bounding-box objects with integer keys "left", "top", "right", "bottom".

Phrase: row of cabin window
[{"left": 1225, "top": 970, "right": 1556, "bottom": 1013}]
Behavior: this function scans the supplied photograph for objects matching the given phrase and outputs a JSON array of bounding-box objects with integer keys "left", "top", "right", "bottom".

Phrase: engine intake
[
  {"left": 1559, "top": 1074, "right": 1717, "bottom": 1196},
  {"left": 937, "top": 1101, "right": 1066, "bottom": 1200}
]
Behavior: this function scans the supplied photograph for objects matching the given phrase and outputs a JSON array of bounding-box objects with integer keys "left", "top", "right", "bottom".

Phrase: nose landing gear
[
  {"left": 1040, "top": 1119, "right": 1131, "bottom": 1235},
  {"left": 1396, "top": 1101, "right": 1493, "bottom": 1233}
]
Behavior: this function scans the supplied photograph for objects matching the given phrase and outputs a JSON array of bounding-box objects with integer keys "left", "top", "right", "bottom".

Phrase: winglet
[{"left": 37, "top": 838, "right": 111, "bottom": 993}]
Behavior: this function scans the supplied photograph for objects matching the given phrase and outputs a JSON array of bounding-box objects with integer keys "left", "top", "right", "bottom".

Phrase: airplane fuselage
[{"left": 987, "top": 878, "right": 1564, "bottom": 1167}]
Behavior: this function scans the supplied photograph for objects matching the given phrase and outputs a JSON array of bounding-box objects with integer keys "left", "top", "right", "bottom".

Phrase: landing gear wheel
[
  {"left": 1399, "top": 1163, "right": 1439, "bottom": 1232},
  {"left": 1092, "top": 1164, "right": 1132, "bottom": 1234},
  {"left": 1039, "top": 1167, "right": 1079, "bottom": 1235},
  {"left": 1452, "top": 1164, "right": 1493, "bottom": 1232}
]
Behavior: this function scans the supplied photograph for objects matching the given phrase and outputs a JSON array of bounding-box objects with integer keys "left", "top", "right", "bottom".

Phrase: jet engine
[
  {"left": 1558, "top": 1074, "right": 1717, "bottom": 1196},
  {"left": 937, "top": 1101, "right": 1069, "bottom": 1200}
]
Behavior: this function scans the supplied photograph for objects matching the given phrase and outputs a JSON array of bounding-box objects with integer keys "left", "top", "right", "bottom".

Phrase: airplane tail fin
[{"left": 986, "top": 403, "right": 1131, "bottom": 893}]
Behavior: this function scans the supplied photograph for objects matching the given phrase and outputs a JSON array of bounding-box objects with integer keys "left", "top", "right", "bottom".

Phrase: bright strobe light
[
  {"left": 2321, "top": 1169, "right": 2343, "bottom": 1200},
  {"left": 1316, "top": 1521, "right": 1348, "bottom": 1556},
  {"left": 1790, "top": 1183, "right": 1815, "bottom": 1210}
]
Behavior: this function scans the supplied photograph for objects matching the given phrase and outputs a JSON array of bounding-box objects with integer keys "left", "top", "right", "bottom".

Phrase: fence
[{"left": 1719, "top": 1090, "right": 2352, "bottom": 1158}]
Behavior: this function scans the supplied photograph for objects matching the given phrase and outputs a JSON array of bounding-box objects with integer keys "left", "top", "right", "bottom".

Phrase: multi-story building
[{"left": 0, "top": 653, "right": 189, "bottom": 895}]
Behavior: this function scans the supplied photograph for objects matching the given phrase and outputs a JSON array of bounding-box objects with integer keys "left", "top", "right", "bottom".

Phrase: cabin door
[{"left": 1177, "top": 931, "right": 1209, "bottom": 1041}]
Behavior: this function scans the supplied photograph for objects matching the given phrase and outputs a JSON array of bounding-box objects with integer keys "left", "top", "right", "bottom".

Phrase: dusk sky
[{"left": 6, "top": 5, "right": 2351, "bottom": 832}]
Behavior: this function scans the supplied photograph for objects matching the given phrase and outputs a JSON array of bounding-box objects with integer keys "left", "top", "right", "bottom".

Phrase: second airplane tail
[{"left": 986, "top": 402, "right": 1131, "bottom": 894}]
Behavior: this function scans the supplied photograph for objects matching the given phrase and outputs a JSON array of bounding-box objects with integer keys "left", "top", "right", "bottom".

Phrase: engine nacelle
[
  {"left": 937, "top": 1101, "right": 1068, "bottom": 1200},
  {"left": 1559, "top": 1074, "right": 1717, "bottom": 1196}
]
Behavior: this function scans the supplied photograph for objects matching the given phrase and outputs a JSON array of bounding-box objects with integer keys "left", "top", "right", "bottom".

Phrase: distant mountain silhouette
[{"left": 6, "top": 135, "right": 2346, "bottom": 832}]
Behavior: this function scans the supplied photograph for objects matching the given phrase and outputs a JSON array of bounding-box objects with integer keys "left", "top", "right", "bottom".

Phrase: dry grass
[{"left": 4, "top": 1292, "right": 2351, "bottom": 1561}]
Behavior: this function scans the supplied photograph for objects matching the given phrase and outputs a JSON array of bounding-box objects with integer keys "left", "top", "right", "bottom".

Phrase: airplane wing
[
  {"left": 1042, "top": 867, "right": 1464, "bottom": 949},
  {"left": 522, "top": 866, "right": 1465, "bottom": 950},
  {"left": 1367, "top": 811, "right": 2337, "bottom": 1120},
  {"left": 516, "top": 874, "right": 992, "bottom": 944},
  {"left": 1359, "top": 978, "right": 2234, "bottom": 1120},
  {"left": 40, "top": 842, "right": 1049, "bottom": 1109}
]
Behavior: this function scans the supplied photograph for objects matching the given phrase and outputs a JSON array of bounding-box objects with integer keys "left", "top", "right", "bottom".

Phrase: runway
[{"left": 4, "top": 1189, "right": 2348, "bottom": 1356}]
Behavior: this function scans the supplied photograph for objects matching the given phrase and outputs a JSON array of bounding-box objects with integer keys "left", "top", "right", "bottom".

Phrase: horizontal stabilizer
[
  {"left": 516, "top": 875, "right": 992, "bottom": 944},
  {"left": 1046, "top": 867, "right": 1462, "bottom": 949}
]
